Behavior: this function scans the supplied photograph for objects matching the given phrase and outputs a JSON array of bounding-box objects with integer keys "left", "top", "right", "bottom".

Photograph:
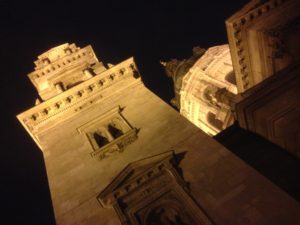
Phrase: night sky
[{"left": 4, "top": 1, "right": 297, "bottom": 225}]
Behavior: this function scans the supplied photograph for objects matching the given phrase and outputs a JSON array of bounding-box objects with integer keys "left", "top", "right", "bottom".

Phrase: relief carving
[
  {"left": 18, "top": 57, "right": 139, "bottom": 134},
  {"left": 98, "top": 151, "right": 214, "bottom": 225},
  {"left": 267, "top": 16, "right": 300, "bottom": 61},
  {"left": 77, "top": 106, "right": 138, "bottom": 160},
  {"left": 226, "top": 0, "right": 290, "bottom": 91}
]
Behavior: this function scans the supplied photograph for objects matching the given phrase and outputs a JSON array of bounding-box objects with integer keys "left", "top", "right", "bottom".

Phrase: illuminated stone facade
[
  {"left": 235, "top": 62, "right": 300, "bottom": 157},
  {"left": 226, "top": 0, "right": 300, "bottom": 92},
  {"left": 17, "top": 43, "right": 300, "bottom": 225},
  {"left": 165, "top": 0, "right": 300, "bottom": 157},
  {"left": 226, "top": 0, "right": 300, "bottom": 158},
  {"left": 180, "top": 45, "right": 237, "bottom": 136},
  {"left": 164, "top": 44, "right": 237, "bottom": 136},
  {"left": 28, "top": 43, "right": 106, "bottom": 102}
]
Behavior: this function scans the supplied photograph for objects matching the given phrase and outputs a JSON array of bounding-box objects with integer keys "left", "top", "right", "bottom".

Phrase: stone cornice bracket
[
  {"left": 226, "top": 0, "right": 289, "bottom": 92},
  {"left": 97, "top": 151, "right": 215, "bottom": 225},
  {"left": 17, "top": 57, "right": 141, "bottom": 150}
]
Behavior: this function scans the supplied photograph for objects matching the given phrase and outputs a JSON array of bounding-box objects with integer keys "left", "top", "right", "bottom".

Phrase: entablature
[
  {"left": 29, "top": 45, "right": 97, "bottom": 81},
  {"left": 98, "top": 151, "right": 214, "bottom": 225},
  {"left": 28, "top": 45, "right": 100, "bottom": 100},
  {"left": 226, "top": 0, "right": 300, "bottom": 92},
  {"left": 17, "top": 57, "right": 141, "bottom": 148}
]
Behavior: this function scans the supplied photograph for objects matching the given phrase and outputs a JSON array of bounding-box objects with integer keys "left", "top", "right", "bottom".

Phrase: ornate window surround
[
  {"left": 98, "top": 151, "right": 214, "bottom": 225},
  {"left": 77, "top": 106, "right": 138, "bottom": 160}
]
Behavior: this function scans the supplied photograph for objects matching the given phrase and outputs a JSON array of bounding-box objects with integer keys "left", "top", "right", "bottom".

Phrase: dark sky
[{"left": 2, "top": 1, "right": 250, "bottom": 224}]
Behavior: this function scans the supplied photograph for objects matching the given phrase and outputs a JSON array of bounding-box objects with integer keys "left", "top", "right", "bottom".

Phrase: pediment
[
  {"left": 97, "top": 150, "right": 214, "bottom": 225},
  {"left": 97, "top": 151, "right": 174, "bottom": 205}
]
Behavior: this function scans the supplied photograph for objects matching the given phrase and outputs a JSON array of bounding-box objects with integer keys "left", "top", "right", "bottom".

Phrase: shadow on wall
[{"left": 214, "top": 122, "right": 300, "bottom": 202}]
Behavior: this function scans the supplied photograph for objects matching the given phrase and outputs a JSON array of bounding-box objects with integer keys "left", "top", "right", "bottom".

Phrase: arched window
[
  {"left": 203, "top": 86, "right": 220, "bottom": 108},
  {"left": 93, "top": 132, "right": 109, "bottom": 147},
  {"left": 42, "top": 58, "right": 50, "bottom": 65},
  {"left": 146, "top": 204, "right": 192, "bottom": 225},
  {"left": 207, "top": 112, "right": 223, "bottom": 131},
  {"left": 64, "top": 48, "right": 72, "bottom": 54},
  {"left": 108, "top": 123, "right": 123, "bottom": 139},
  {"left": 77, "top": 106, "right": 138, "bottom": 160},
  {"left": 224, "top": 71, "right": 237, "bottom": 85}
]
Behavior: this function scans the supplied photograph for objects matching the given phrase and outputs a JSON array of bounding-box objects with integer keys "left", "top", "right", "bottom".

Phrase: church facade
[
  {"left": 163, "top": 44, "right": 237, "bottom": 136},
  {"left": 165, "top": 0, "right": 300, "bottom": 157},
  {"left": 227, "top": 0, "right": 300, "bottom": 157},
  {"left": 16, "top": 0, "right": 300, "bottom": 224},
  {"left": 17, "top": 42, "right": 300, "bottom": 225}
]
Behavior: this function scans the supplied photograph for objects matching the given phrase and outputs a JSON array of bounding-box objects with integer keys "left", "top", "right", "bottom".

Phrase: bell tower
[
  {"left": 28, "top": 43, "right": 105, "bottom": 102},
  {"left": 17, "top": 43, "right": 300, "bottom": 225}
]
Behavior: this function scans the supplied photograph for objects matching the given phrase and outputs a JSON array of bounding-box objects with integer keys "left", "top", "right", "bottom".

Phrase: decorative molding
[
  {"left": 226, "top": 0, "right": 288, "bottom": 92},
  {"left": 28, "top": 45, "right": 98, "bottom": 81},
  {"left": 179, "top": 45, "right": 236, "bottom": 136},
  {"left": 91, "top": 128, "right": 138, "bottom": 160},
  {"left": 266, "top": 15, "right": 300, "bottom": 59},
  {"left": 98, "top": 151, "right": 214, "bottom": 225},
  {"left": 17, "top": 58, "right": 140, "bottom": 133},
  {"left": 77, "top": 106, "right": 138, "bottom": 160},
  {"left": 235, "top": 61, "right": 300, "bottom": 157}
]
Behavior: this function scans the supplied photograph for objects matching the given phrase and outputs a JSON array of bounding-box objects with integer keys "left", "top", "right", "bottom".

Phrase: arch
[
  {"left": 93, "top": 132, "right": 109, "bottom": 147},
  {"left": 42, "top": 58, "right": 50, "bottom": 65},
  {"left": 206, "top": 112, "right": 223, "bottom": 131},
  {"left": 108, "top": 123, "right": 124, "bottom": 139},
  {"left": 202, "top": 85, "right": 220, "bottom": 107},
  {"left": 144, "top": 201, "right": 192, "bottom": 225},
  {"left": 224, "top": 71, "right": 237, "bottom": 85}
]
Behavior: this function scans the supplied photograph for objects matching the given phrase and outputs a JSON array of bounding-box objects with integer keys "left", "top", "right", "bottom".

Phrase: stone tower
[{"left": 17, "top": 43, "right": 300, "bottom": 225}]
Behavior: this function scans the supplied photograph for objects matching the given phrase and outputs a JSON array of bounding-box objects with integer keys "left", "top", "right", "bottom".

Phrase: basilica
[
  {"left": 17, "top": 0, "right": 300, "bottom": 224},
  {"left": 164, "top": 0, "right": 300, "bottom": 158}
]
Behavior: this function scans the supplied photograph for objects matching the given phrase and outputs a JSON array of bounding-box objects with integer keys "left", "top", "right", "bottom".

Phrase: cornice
[
  {"left": 17, "top": 57, "right": 140, "bottom": 135},
  {"left": 226, "top": 0, "right": 288, "bottom": 92}
]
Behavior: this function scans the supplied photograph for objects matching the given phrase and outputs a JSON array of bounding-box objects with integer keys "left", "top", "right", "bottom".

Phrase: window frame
[{"left": 77, "top": 106, "right": 138, "bottom": 160}]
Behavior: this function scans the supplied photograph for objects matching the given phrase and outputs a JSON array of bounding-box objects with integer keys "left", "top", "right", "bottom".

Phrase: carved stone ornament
[
  {"left": 77, "top": 106, "right": 138, "bottom": 160},
  {"left": 98, "top": 151, "right": 214, "bottom": 225}
]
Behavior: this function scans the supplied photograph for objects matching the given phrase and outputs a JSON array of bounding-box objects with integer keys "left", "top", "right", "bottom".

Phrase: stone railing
[{"left": 90, "top": 128, "right": 138, "bottom": 160}]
